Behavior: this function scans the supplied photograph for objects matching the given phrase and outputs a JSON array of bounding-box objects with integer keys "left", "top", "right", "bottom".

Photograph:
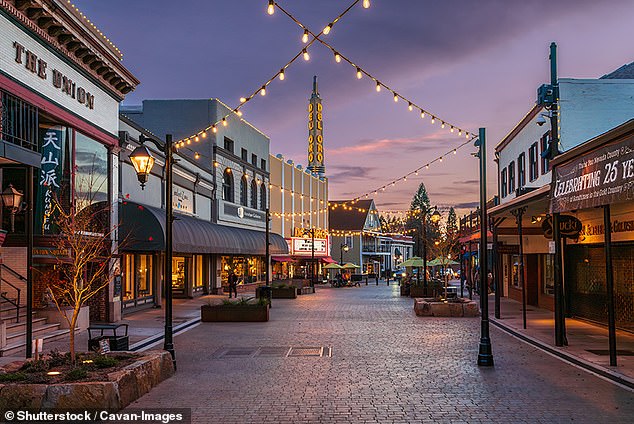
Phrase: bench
[{"left": 88, "top": 323, "right": 129, "bottom": 352}]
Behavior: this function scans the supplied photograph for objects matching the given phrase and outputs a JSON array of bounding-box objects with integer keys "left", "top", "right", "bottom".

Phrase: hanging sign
[
  {"left": 541, "top": 215, "right": 582, "bottom": 239},
  {"left": 35, "top": 126, "right": 64, "bottom": 234},
  {"left": 550, "top": 134, "right": 634, "bottom": 213}
]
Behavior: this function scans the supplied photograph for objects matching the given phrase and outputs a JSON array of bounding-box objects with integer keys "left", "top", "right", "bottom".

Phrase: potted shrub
[
  {"left": 270, "top": 283, "right": 297, "bottom": 299},
  {"left": 201, "top": 297, "right": 269, "bottom": 322}
]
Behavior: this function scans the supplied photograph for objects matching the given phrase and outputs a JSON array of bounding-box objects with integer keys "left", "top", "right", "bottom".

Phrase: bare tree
[{"left": 46, "top": 168, "right": 118, "bottom": 366}]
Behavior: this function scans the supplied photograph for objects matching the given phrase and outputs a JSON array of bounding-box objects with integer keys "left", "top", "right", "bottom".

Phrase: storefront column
[{"left": 603, "top": 205, "right": 617, "bottom": 366}]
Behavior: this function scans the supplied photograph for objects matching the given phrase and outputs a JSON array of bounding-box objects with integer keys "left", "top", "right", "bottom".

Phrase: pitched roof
[
  {"left": 328, "top": 199, "right": 374, "bottom": 231},
  {"left": 600, "top": 62, "right": 634, "bottom": 79}
]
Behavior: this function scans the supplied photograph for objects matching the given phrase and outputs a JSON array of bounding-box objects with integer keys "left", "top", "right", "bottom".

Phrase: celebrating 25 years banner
[{"left": 550, "top": 134, "right": 634, "bottom": 213}]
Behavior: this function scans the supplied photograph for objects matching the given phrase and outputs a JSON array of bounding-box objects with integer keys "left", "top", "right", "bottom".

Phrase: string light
[
  {"left": 334, "top": 51, "right": 341, "bottom": 63},
  {"left": 267, "top": 0, "right": 275, "bottom": 15},
  {"left": 302, "top": 29, "right": 309, "bottom": 43},
  {"left": 260, "top": 86, "right": 266, "bottom": 96},
  {"left": 376, "top": 81, "right": 381, "bottom": 92},
  {"left": 356, "top": 67, "right": 363, "bottom": 79},
  {"left": 363, "top": 0, "right": 370, "bottom": 8},
  {"left": 222, "top": 118, "right": 227, "bottom": 127},
  {"left": 201, "top": 132, "right": 207, "bottom": 138},
  {"left": 303, "top": 48, "right": 310, "bottom": 61},
  {"left": 194, "top": 152, "right": 200, "bottom": 159},
  {"left": 240, "top": 97, "right": 247, "bottom": 103},
  {"left": 323, "top": 23, "right": 333, "bottom": 34},
  {"left": 212, "top": 125, "right": 217, "bottom": 133},
  {"left": 393, "top": 93, "right": 399, "bottom": 102},
  {"left": 279, "top": 69, "right": 285, "bottom": 80},
  {"left": 408, "top": 102, "right": 413, "bottom": 112}
]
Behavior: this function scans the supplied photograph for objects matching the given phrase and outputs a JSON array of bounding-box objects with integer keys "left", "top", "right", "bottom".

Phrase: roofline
[{"left": 495, "top": 104, "right": 542, "bottom": 153}]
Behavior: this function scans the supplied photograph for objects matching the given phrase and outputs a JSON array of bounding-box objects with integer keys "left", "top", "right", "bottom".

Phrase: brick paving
[{"left": 128, "top": 284, "right": 634, "bottom": 423}]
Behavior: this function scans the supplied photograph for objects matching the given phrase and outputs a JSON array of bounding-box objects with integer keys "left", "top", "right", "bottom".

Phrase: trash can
[{"left": 256, "top": 285, "right": 272, "bottom": 307}]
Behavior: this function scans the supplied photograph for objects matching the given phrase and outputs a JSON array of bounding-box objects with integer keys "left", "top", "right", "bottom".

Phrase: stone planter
[
  {"left": 414, "top": 298, "right": 480, "bottom": 317},
  {"left": 271, "top": 287, "right": 297, "bottom": 299},
  {"left": 37, "top": 306, "right": 90, "bottom": 331},
  {"left": 0, "top": 351, "right": 173, "bottom": 411},
  {"left": 409, "top": 286, "right": 427, "bottom": 298},
  {"left": 201, "top": 304, "right": 269, "bottom": 322},
  {"left": 400, "top": 285, "right": 410, "bottom": 296}
]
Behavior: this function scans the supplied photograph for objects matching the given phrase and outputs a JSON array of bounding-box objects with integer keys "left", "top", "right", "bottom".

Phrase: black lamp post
[
  {"left": 476, "top": 127, "right": 493, "bottom": 367},
  {"left": 420, "top": 206, "right": 441, "bottom": 293},
  {"left": 129, "top": 134, "right": 176, "bottom": 370},
  {"left": 339, "top": 243, "right": 349, "bottom": 265}
]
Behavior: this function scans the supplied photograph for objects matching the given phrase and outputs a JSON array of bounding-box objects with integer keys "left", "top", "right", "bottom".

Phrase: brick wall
[{"left": 0, "top": 247, "right": 27, "bottom": 305}]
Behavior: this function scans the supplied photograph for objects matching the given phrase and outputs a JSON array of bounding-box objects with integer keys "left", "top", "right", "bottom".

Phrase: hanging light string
[
  {"left": 271, "top": 2, "right": 476, "bottom": 141},
  {"left": 333, "top": 136, "right": 475, "bottom": 209},
  {"left": 173, "top": 0, "right": 363, "bottom": 147}
]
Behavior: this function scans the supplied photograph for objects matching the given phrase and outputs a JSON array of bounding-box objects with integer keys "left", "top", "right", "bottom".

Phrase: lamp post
[
  {"left": 476, "top": 127, "right": 493, "bottom": 367},
  {"left": 339, "top": 243, "right": 349, "bottom": 265},
  {"left": 420, "top": 206, "right": 441, "bottom": 294},
  {"left": 310, "top": 228, "right": 316, "bottom": 288},
  {"left": 1, "top": 184, "right": 24, "bottom": 233},
  {"left": 129, "top": 134, "right": 176, "bottom": 370}
]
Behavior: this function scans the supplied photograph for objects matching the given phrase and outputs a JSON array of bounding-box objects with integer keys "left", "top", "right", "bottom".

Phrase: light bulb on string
[
  {"left": 334, "top": 51, "right": 341, "bottom": 63},
  {"left": 323, "top": 23, "right": 333, "bottom": 34},
  {"left": 267, "top": 0, "right": 274, "bottom": 15},
  {"left": 453, "top": 149, "right": 457, "bottom": 155},
  {"left": 279, "top": 69, "right": 285, "bottom": 80},
  {"left": 439, "top": 156, "right": 443, "bottom": 162},
  {"left": 415, "top": 170, "right": 419, "bottom": 176},
  {"left": 212, "top": 125, "right": 217, "bottom": 133},
  {"left": 240, "top": 97, "right": 247, "bottom": 103},
  {"left": 260, "top": 86, "right": 266, "bottom": 96},
  {"left": 431, "top": 117, "right": 435, "bottom": 124},
  {"left": 363, "top": 0, "right": 370, "bottom": 8},
  {"left": 375, "top": 81, "right": 381, "bottom": 92},
  {"left": 186, "top": 139, "right": 191, "bottom": 145},
  {"left": 194, "top": 136, "right": 199, "bottom": 142},
  {"left": 425, "top": 164, "right": 429, "bottom": 169},
  {"left": 222, "top": 118, "right": 227, "bottom": 127},
  {"left": 420, "top": 111, "right": 425, "bottom": 119},
  {"left": 408, "top": 102, "right": 413, "bottom": 112},
  {"left": 201, "top": 132, "right": 207, "bottom": 139},
  {"left": 441, "top": 122, "right": 445, "bottom": 129},
  {"left": 194, "top": 152, "right": 200, "bottom": 160},
  {"left": 235, "top": 109, "right": 243, "bottom": 117},
  {"left": 302, "top": 29, "right": 309, "bottom": 43},
  {"left": 303, "top": 49, "right": 310, "bottom": 61},
  {"left": 393, "top": 93, "right": 398, "bottom": 102}
]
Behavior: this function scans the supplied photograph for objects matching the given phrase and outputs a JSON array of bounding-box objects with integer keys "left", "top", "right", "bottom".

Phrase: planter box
[
  {"left": 409, "top": 286, "right": 427, "bottom": 298},
  {"left": 271, "top": 287, "right": 297, "bottom": 299},
  {"left": 0, "top": 351, "right": 174, "bottom": 411},
  {"left": 400, "top": 285, "right": 410, "bottom": 296},
  {"left": 414, "top": 298, "right": 480, "bottom": 317},
  {"left": 201, "top": 304, "right": 269, "bottom": 322}
]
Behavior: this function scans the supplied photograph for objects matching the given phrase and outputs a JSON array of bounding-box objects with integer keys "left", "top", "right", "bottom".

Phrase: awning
[
  {"left": 119, "top": 201, "right": 288, "bottom": 255},
  {"left": 321, "top": 256, "right": 338, "bottom": 264},
  {"left": 271, "top": 256, "right": 297, "bottom": 263}
]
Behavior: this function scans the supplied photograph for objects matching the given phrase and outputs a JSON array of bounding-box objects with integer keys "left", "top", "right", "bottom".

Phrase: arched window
[
  {"left": 240, "top": 176, "right": 248, "bottom": 206},
  {"left": 250, "top": 180, "right": 257, "bottom": 209},
  {"left": 222, "top": 169, "right": 233, "bottom": 202},
  {"left": 260, "top": 182, "right": 267, "bottom": 210}
]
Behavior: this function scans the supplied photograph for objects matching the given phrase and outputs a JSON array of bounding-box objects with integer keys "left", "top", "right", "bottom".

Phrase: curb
[
  {"left": 490, "top": 318, "right": 634, "bottom": 391},
  {"left": 129, "top": 317, "right": 201, "bottom": 352}
]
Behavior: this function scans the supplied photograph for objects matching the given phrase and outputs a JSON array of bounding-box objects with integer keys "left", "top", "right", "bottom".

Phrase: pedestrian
[
  {"left": 228, "top": 270, "right": 238, "bottom": 298},
  {"left": 487, "top": 271, "right": 494, "bottom": 294}
]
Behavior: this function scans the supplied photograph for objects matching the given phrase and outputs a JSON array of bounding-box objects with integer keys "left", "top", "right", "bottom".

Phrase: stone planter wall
[
  {"left": 201, "top": 305, "right": 269, "bottom": 322},
  {"left": 414, "top": 298, "right": 480, "bottom": 317},
  {"left": 0, "top": 351, "right": 174, "bottom": 411},
  {"left": 271, "top": 287, "right": 297, "bottom": 299}
]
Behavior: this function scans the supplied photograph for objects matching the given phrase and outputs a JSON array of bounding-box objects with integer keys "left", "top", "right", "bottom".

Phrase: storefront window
[
  {"left": 124, "top": 254, "right": 134, "bottom": 301},
  {"left": 74, "top": 131, "right": 108, "bottom": 212},
  {"left": 542, "top": 254, "right": 554, "bottom": 296},
  {"left": 221, "top": 256, "right": 263, "bottom": 285},
  {"left": 193, "top": 255, "right": 204, "bottom": 288},
  {"left": 172, "top": 257, "right": 187, "bottom": 291},
  {"left": 123, "top": 254, "right": 153, "bottom": 302},
  {"left": 511, "top": 255, "right": 521, "bottom": 288}
]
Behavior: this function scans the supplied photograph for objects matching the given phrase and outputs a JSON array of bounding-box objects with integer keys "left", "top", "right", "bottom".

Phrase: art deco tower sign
[{"left": 307, "top": 76, "right": 325, "bottom": 176}]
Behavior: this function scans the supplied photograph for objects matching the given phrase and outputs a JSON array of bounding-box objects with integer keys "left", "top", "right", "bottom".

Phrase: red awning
[
  {"left": 271, "top": 256, "right": 297, "bottom": 263},
  {"left": 458, "top": 231, "right": 492, "bottom": 244},
  {"left": 321, "top": 256, "right": 338, "bottom": 264}
]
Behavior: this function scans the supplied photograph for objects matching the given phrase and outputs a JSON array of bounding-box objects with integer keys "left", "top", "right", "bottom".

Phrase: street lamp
[
  {"left": 420, "top": 206, "right": 441, "bottom": 294},
  {"left": 340, "top": 243, "right": 349, "bottom": 265},
  {"left": 1, "top": 184, "right": 24, "bottom": 233},
  {"left": 129, "top": 134, "right": 176, "bottom": 370}
]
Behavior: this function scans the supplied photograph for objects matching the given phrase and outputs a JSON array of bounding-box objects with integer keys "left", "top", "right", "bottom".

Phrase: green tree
[
  {"left": 405, "top": 182, "right": 439, "bottom": 256},
  {"left": 446, "top": 207, "right": 458, "bottom": 239}
]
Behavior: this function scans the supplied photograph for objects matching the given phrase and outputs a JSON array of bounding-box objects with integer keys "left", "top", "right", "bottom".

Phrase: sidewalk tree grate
[
  {"left": 288, "top": 347, "right": 323, "bottom": 357},
  {"left": 586, "top": 349, "right": 634, "bottom": 356},
  {"left": 212, "top": 347, "right": 330, "bottom": 358}
]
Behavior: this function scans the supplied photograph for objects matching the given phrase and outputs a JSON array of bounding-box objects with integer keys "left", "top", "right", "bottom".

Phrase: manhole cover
[
  {"left": 218, "top": 348, "right": 257, "bottom": 358},
  {"left": 586, "top": 349, "right": 634, "bottom": 356},
  {"left": 288, "top": 347, "right": 323, "bottom": 357}
]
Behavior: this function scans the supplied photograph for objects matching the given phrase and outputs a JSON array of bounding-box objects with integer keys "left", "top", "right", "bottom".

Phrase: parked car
[{"left": 392, "top": 268, "right": 407, "bottom": 281}]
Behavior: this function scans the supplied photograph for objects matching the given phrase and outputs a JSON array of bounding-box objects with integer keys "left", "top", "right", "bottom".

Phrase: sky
[{"left": 74, "top": 0, "right": 634, "bottom": 218}]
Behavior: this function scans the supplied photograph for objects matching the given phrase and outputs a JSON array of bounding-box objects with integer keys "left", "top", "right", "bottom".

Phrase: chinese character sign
[{"left": 36, "top": 127, "right": 64, "bottom": 234}]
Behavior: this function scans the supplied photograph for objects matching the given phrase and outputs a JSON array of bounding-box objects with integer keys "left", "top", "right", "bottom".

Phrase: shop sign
[
  {"left": 541, "top": 215, "right": 582, "bottom": 239},
  {"left": 0, "top": 14, "right": 119, "bottom": 134},
  {"left": 577, "top": 218, "right": 634, "bottom": 243},
  {"left": 291, "top": 237, "right": 327, "bottom": 256},
  {"left": 293, "top": 227, "right": 328, "bottom": 238},
  {"left": 172, "top": 187, "right": 192, "bottom": 213},
  {"left": 35, "top": 127, "right": 64, "bottom": 234},
  {"left": 33, "top": 247, "right": 70, "bottom": 258},
  {"left": 224, "top": 203, "right": 265, "bottom": 222},
  {"left": 550, "top": 134, "right": 634, "bottom": 213}
]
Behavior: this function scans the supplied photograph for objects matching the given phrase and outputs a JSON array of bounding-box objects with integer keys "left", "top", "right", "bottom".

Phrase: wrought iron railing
[
  {"left": 0, "top": 89, "right": 39, "bottom": 152},
  {"left": 0, "top": 264, "right": 25, "bottom": 322}
]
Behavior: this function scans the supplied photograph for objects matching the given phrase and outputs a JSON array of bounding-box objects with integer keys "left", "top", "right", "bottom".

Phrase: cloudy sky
[{"left": 75, "top": 0, "right": 634, "bottom": 217}]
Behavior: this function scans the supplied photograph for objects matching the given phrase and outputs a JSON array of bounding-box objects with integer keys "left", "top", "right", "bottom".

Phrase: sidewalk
[
  {"left": 486, "top": 294, "right": 634, "bottom": 387},
  {"left": 0, "top": 292, "right": 251, "bottom": 365}
]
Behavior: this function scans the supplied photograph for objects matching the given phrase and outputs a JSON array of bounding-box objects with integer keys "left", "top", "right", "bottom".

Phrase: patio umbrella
[
  {"left": 426, "top": 258, "right": 441, "bottom": 267},
  {"left": 430, "top": 257, "right": 459, "bottom": 266},
  {"left": 399, "top": 257, "right": 422, "bottom": 268},
  {"left": 323, "top": 263, "right": 343, "bottom": 269},
  {"left": 342, "top": 263, "right": 360, "bottom": 269}
]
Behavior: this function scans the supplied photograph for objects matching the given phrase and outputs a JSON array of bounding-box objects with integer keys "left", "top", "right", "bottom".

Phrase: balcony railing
[{"left": 1, "top": 90, "right": 39, "bottom": 152}]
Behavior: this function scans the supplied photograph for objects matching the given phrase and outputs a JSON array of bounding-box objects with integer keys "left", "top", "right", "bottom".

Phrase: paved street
[{"left": 129, "top": 284, "right": 634, "bottom": 423}]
